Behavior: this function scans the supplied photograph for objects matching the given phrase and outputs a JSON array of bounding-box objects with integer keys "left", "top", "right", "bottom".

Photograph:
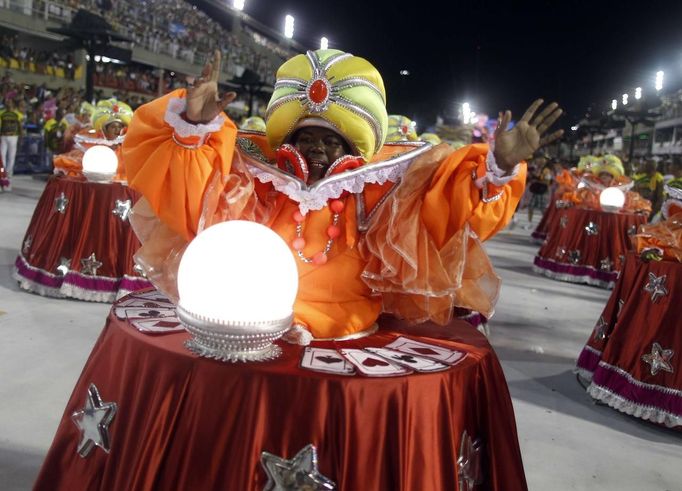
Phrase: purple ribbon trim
[{"left": 533, "top": 256, "right": 618, "bottom": 283}]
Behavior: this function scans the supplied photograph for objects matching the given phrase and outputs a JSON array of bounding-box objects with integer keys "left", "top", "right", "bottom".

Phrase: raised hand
[
  {"left": 186, "top": 50, "right": 237, "bottom": 124},
  {"left": 493, "top": 99, "right": 563, "bottom": 172}
]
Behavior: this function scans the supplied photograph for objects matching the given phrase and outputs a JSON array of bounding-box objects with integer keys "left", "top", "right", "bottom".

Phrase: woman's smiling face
[{"left": 293, "top": 127, "right": 350, "bottom": 182}]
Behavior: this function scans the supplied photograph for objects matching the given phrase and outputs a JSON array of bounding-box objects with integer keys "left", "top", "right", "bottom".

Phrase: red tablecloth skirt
[
  {"left": 13, "top": 176, "right": 151, "bottom": 302},
  {"left": 533, "top": 207, "right": 647, "bottom": 288},
  {"left": 34, "top": 303, "right": 527, "bottom": 491},
  {"left": 575, "top": 252, "right": 682, "bottom": 430},
  {"left": 530, "top": 197, "right": 558, "bottom": 243}
]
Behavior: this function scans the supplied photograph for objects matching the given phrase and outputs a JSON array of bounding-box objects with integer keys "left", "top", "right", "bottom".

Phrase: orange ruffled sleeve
[
  {"left": 422, "top": 143, "right": 527, "bottom": 244},
  {"left": 122, "top": 89, "right": 238, "bottom": 240}
]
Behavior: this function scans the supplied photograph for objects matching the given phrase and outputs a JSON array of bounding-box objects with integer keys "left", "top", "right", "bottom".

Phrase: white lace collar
[{"left": 237, "top": 138, "right": 433, "bottom": 215}]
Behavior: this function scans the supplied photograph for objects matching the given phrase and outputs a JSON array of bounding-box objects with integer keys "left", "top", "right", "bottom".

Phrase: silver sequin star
[
  {"left": 584, "top": 221, "right": 599, "bottom": 236},
  {"left": 133, "top": 263, "right": 146, "bottom": 277},
  {"left": 80, "top": 253, "right": 103, "bottom": 276},
  {"left": 112, "top": 199, "right": 132, "bottom": 222},
  {"left": 54, "top": 192, "right": 69, "bottom": 214},
  {"left": 641, "top": 342, "right": 674, "bottom": 376},
  {"left": 628, "top": 225, "right": 638, "bottom": 236},
  {"left": 71, "top": 383, "right": 118, "bottom": 457},
  {"left": 593, "top": 316, "right": 608, "bottom": 341},
  {"left": 56, "top": 257, "right": 71, "bottom": 276},
  {"left": 261, "top": 444, "right": 335, "bottom": 491},
  {"left": 568, "top": 250, "right": 581, "bottom": 264},
  {"left": 555, "top": 246, "right": 567, "bottom": 260},
  {"left": 617, "top": 299, "right": 625, "bottom": 318},
  {"left": 22, "top": 235, "right": 32, "bottom": 255},
  {"left": 560, "top": 215, "right": 569, "bottom": 229},
  {"left": 600, "top": 257, "right": 614, "bottom": 272},
  {"left": 457, "top": 430, "right": 483, "bottom": 491},
  {"left": 643, "top": 273, "right": 668, "bottom": 303}
]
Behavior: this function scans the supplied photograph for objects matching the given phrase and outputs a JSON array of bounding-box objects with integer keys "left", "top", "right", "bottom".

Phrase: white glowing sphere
[
  {"left": 82, "top": 145, "right": 118, "bottom": 179},
  {"left": 600, "top": 187, "right": 625, "bottom": 211},
  {"left": 178, "top": 221, "right": 298, "bottom": 325}
]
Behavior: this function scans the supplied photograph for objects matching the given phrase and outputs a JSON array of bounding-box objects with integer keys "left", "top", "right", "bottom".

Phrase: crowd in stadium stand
[{"left": 0, "top": 33, "right": 78, "bottom": 79}]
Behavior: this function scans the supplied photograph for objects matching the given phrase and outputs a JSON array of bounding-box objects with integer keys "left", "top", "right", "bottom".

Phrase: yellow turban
[
  {"left": 419, "top": 132, "right": 441, "bottom": 145},
  {"left": 593, "top": 154, "right": 624, "bottom": 178},
  {"left": 240, "top": 116, "right": 266, "bottom": 132},
  {"left": 265, "top": 49, "right": 388, "bottom": 161},
  {"left": 386, "top": 115, "right": 418, "bottom": 142},
  {"left": 578, "top": 155, "right": 598, "bottom": 171},
  {"left": 91, "top": 98, "right": 133, "bottom": 131}
]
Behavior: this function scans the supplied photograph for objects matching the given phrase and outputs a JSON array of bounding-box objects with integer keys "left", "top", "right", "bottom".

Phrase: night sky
[{"left": 231, "top": 0, "right": 682, "bottom": 131}]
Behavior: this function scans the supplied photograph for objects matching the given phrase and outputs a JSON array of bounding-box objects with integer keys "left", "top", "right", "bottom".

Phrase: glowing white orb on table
[
  {"left": 82, "top": 145, "right": 118, "bottom": 182},
  {"left": 177, "top": 220, "right": 299, "bottom": 362},
  {"left": 599, "top": 187, "right": 625, "bottom": 212}
]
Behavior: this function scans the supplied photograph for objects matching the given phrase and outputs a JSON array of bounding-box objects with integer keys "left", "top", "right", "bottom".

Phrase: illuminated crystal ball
[
  {"left": 177, "top": 220, "right": 299, "bottom": 325},
  {"left": 82, "top": 145, "right": 118, "bottom": 179},
  {"left": 599, "top": 187, "right": 625, "bottom": 212}
]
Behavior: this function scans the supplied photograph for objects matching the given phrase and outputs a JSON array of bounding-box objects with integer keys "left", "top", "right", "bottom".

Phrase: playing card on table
[
  {"left": 114, "top": 306, "right": 177, "bottom": 321},
  {"left": 131, "top": 318, "right": 184, "bottom": 334},
  {"left": 130, "top": 290, "right": 174, "bottom": 304},
  {"left": 364, "top": 347, "right": 450, "bottom": 373},
  {"left": 300, "top": 347, "right": 355, "bottom": 375},
  {"left": 115, "top": 296, "right": 175, "bottom": 310},
  {"left": 339, "top": 349, "right": 412, "bottom": 377},
  {"left": 384, "top": 337, "right": 466, "bottom": 366}
]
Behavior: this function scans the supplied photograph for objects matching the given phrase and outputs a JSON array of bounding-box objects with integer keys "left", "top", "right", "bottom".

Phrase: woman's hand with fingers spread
[{"left": 186, "top": 50, "right": 237, "bottom": 124}]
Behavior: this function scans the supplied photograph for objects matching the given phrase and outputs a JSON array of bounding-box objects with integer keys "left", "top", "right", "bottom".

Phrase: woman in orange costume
[
  {"left": 53, "top": 99, "right": 132, "bottom": 180},
  {"left": 123, "top": 50, "right": 563, "bottom": 342}
]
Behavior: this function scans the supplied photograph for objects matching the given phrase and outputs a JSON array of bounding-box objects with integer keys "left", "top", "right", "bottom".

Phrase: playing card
[
  {"left": 364, "top": 347, "right": 450, "bottom": 372},
  {"left": 300, "top": 348, "right": 355, "bottom": 375},
  {"left": 114, "top": 307, "right": 177, "bottom": 320},
  {"left": 131, "top": 318, "right": 184, "bottom": 334},
  {"left": 339, "top": 349, "right": 412, "bottom": 377},
  {"left": 130, "top": 290, "right": 174, "bottom": 304},
  {"left": 384, "top": 337, "right": 466, "bottom": 366},
  {"left": 115, "top": 297, "right": 175, "bottom": 310}
]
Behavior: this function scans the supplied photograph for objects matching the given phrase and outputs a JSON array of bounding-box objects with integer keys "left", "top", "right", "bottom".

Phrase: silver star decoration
[
  {"left": 568, "top": 250, "right": 581, "bottom": 264},
  {"left": 584, "top": 221, "right": 599, "bottom": 236},
  {"left": 617, "top": 299, "right": 625, "bottom": 318},
  {"left": 599, "top": 257, "right": 614, "bottom": 272},
  {"left": 56, "top": 257, "right": 71, "bottom": 276},
  {"left": 560, "top": 214, "right": 569, "bottom": 229},
  {"left": 555, "top": 246, "right": 567, "bottom": 260},
  {"left": 22, "top": 235, "right": 32, "bottom": 255},
  {"left": 133, "top": 263, "right": 146, "bottom": 277},
  {"left": 593, "top": 316, "right": 608, "bottom": 341},
  {"left": 457, "top": 430, "right": 483, "bottom": 491},
  {"left": 261, "top": 444, "right": 336, "bottom": 491},
  {"left": 71, "top": 383, "right": 117, "bottom": 457},
  {"left": 80, "top": 253, "right": 103, "bottom": 276},
  {"left": 643, "top": 272, "right": 668, "bottom": 303},
  {"left": 112, "top": 199, "right": 132, "bottom": 222},
  {"left": 54, "top": 192, "right": 69, "bottom": 214},
  {"left": 641, "top": 342, "right": 674, "bottom": 376},
  {"left": 628, "top": 224, "right": 638, "bottom": 236}
]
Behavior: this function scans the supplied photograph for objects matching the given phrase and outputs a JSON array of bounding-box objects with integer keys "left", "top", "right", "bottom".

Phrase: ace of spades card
[
  {"left": 384, "top": 337, "right": 466, "bottom": 366},
  {"left": 300, "top": 347, "right": 355, "bottom": 375},
  {"left": 339, "top": 349, "right": 412, "bottom": 377},
  {"left": 364, "top": 347, "right": 450, "bottom": 372}
]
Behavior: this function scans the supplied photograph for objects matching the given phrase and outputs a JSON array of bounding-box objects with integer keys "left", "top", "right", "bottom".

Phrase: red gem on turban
[{"left": 309, "top": 79, "right": 328, "bottom": 104}]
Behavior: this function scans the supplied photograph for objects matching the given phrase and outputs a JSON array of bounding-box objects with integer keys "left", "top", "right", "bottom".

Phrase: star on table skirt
[
  {"left": 628, "top": 224, "right": 638, "bottom": 236},
  {"left": 568, "top": 250, "right": 582, "bottom": 264},
  {"left": 457, "top": 430, "right": 483, "bottom": 491},
  {"left": 54, "top": 192, "right": 69, "bottom": 214},
  {"left": 80, "top": 253, "right": 103, "bottom": 276},
  {"left": 584, "top": 221, "right": 599, "bottom": 236},
  {"left": 71, "top": 383, "right": 118, "bottom": 457},
  {"left": 599, "top": 257, "right": 614, "bottom": 272},
  {"left": 555, "top": 246, "right": 567, "bottom": 260},
  {"left": 261, "top": 444, "right": 336, "bottom": 491},
  {"left": 112, "top": 199, "right": 132, "bottom": 222},
  {"left": 56, "top": 257, "right": 71, "bottom": 276},
  {"left": 593, "top": 316, "right": 608, "bottom": 341},
  {"left": 643, "top": 272, "right": 669, "bottom": 303},
  {"left": 560, "top": 215, "right": 569, "bottom": 229},
  {"left": 22, "top": 235, "right": 32, "bottom": 255},
  {"left": 641, "top": 342, "right": 674, "bottom": 376}
]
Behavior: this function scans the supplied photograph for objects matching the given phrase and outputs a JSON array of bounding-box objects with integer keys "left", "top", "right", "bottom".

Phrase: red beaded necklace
[{"left": 291, "top": 199, "right": 345, "bottom": 265}]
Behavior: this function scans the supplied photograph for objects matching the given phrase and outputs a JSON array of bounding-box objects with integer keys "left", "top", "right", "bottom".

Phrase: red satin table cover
[
  {"left": 575, "top": 252, "right": 682, "bottom": 430},
  {"left": 530, "top": 197, "right": 558, "bottom": 243},
  {"left": 533, "top": 206, "right": 647, "bottom": 288},
  {"left": 13, "top": 176, "right": 151, "bottom": 302},
  {"left": 34, "top": 307, "right": 527, "bottom": 491}
]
